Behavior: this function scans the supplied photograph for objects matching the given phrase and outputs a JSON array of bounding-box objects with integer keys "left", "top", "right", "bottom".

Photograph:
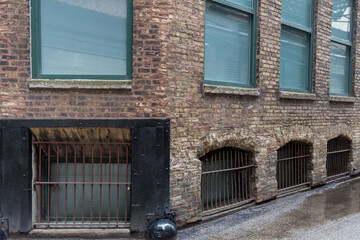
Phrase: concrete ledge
[
  {"left": 279, "top": 91, "right": 316, "bottom": 100},
  {"left": 204, "top": 84, "right": 259, "bottom": 96},
  {"left": 329, "top": 95, "right": 355, "bottom": 103},
  {"left": 28, "top": 79, "right": 132, "bottom": 90},
  {"left": 27, "top": 228, "right": 131, "bottom": 238}
]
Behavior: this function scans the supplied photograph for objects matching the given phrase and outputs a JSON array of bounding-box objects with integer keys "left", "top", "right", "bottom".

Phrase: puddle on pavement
[{"left": 216, "top": 179, "right": 360, "bottom": 239}]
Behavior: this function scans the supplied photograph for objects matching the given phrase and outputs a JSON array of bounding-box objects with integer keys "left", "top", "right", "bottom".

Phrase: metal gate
[
  {"left": 201, "top": 148, "right": 254, "bottom": 216},
  {"left": 33, "top": 141, "right": 131, "bottom": 228},
  {"left": 276, "top": 141, "right": 310, "bottom": 191},
  {"left": 327, "top": 137, "right": 351, "bottom": 179}
]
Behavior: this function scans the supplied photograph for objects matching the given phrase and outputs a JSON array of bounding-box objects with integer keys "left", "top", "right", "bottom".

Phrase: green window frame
[
  {"left": 330, "top": 0, "right": 353, "bottom": 96},
  {"left": 280, "top": 0, "right": 314, "bottom": 93},
  {"left": 204, "top": 0, "right": 257, "bottom": 88},
  {"left": 31, "top": 0, "right": 132, "bottom": 80}
]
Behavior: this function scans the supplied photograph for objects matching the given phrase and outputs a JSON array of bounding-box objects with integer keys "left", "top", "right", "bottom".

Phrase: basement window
[
  {"left": 200, "top": 147, "right": 255, "bottom": 216},
  {"left": 326, "top": 136, "right": 351, "bottom": 180},
  {"left": 31, "top": 128, "right": 131, "bottom": 228},
  {"left": 276, "top": 141, "right": 311, "bottom": 193}
]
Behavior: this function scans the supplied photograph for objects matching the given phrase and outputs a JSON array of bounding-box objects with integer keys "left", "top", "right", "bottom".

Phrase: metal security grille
[
  {"left": 201, "top": 148, "right": 254, "bottom": 215},
  {"left": 276, "top": 142, "right": 310, "bottom": 190},
  {"left": 33, "top": 141, "right": 131, "bottom": 228},
  {"left": 327, "top": 137, "right": 351, "bottom": 178}
]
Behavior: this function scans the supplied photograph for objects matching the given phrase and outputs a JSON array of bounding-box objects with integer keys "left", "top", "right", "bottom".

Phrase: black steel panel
[
  {"left": 0, "top": 119, "right": 168, "bottom": 128},
  {"left": 2, "top": 128, "right": 23, "bottom": 233},
  {"left": 0, "top": 128, "right": 2, "bottom": 218},
  {"left": 130, "top": 123, "right": 170, "bottom": 232},
  {"left": 19, "top": 128, "right": 32, "bottom": 232}
]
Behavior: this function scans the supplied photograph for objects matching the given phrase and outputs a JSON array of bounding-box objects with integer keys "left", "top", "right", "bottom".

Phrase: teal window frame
[
  {"left": 330, "top": 0, "right": 354, "bottom": 96},
  {"left": 204, "top": 0, "right": 257, "bottom": 88},
  {"left": 31, "top": 0, "right": 133, "bottom": 80},
  {"left": 280, "top": 0, "right": 314, "bottom": 93}
]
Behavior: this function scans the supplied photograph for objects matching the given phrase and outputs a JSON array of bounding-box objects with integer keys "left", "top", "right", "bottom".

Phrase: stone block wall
[{"left": 1, "top": 0, "right": 360, "bottom": 228}]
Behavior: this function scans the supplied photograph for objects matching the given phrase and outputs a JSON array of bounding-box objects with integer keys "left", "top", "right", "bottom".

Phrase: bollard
[{"left": 145, "top": 219, "right": 177, "bottom": 240}]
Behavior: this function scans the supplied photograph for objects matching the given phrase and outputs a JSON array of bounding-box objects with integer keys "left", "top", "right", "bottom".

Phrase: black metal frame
[{"left": 0, "top": 119, "right": 172, "bottom": 234}]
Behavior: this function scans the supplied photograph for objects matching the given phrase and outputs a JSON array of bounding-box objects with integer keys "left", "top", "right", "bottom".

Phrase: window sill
[
  {"left": 28, "top": 79, "right": 132, "bottom": 90},
  {"left": 279, "top": 91, "right": 316, "bottom": 100},
  {"left": 329, "top": 95, "right": 355, "bottom": 103},
  {"left": 204, "top": 84, "right": 259, "bottom": 97}
]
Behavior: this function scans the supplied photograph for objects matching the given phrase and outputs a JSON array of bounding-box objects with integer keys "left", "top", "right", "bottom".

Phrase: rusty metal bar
[
  {"left": 326, "top": 138, "right": 350, "bottom": 178},
  {"left": 201, "top": 148, "right": 254, "bottom": 213},
  {"left": 277, "top": 142, "right": 310, "bottom": 191},
  {"left": 33, "top": 141, "right": 131, "bottom": 228}
]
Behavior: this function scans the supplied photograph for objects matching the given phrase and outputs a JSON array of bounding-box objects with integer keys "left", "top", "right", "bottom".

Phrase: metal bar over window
[
  {"left": 326, "top": 137, "right": 351, "bottom": 178},
  {"left": 276, "top": 141, "right": 310, "bottom": 190},
  {"left": 201, "top": 148, "right": 254, "bottom": 215},
  {"left": 33, "top": 141, "right": 131, "bottom": 228}
]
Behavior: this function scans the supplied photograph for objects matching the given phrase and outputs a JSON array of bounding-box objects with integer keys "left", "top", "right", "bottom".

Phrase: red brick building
[{"left": 0, "top": 0, "right": 359, "bottom": 236}]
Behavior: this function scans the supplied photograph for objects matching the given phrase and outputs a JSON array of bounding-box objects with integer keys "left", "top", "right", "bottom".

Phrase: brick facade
[{"left": 1, "top": 0, "right": 360, "bottom": 229}]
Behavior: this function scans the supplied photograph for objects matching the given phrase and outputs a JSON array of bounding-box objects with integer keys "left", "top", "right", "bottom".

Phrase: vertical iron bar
[
  {"left": 91, "top": 144, "right": 94, "bottom": 223},
  {"left": 38, "top": 143, "right": 42, "bottom": 223},
  {"left": 116, "top": 145, "right": 120, "bottom": 225},
  {"left": 226, "top": 150, "right": 229, "bottom": 205},
  {"left": 214, "top": 152, "right": 217, "bottom": 209},
  {"left": 108, "top": 144, "right": 111, "bottom": 223},
  {"left": 99, "top": 144, "right": 103, "bottom": 223},
  {"left": 47, "top": 144, "right": 50, "bottom": 225},
  {"left": 56, "top": 144, "right": 59, "bottom": 224},
  {"left": 65, "top": 144, "right": 68, "bottom": 224},
  {"left": 210, "top": 155, "right": 213, "bottom": 210},
  {"left": 73, "top": 144, "right": 77, "bottom": 223},
  {"left": 82, "top": 144, "right": 85, "bottom": 224}
]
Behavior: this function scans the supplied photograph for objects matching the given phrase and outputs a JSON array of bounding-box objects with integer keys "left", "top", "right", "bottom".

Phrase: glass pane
[
  {"left": 204, "top": 2, "right": 251, "bottom": 86},
  {"left": 332, "top": 0, "right": 352, "bottom": 41},
  {"left": 226, "top": 0, "right": 253, "bottom": 9},
  {"left": 40, "top": 0, "right": 127, "bottom": 75},
  {"left": 282, "top": 0, "right": 312, "bottom": 29},
  {"left": 330, "top": 42, "right": 350, "bottom": 95},
  {"left": 280, "top": 27, "right": 310, "bottom": 91},
  {"left": 49, "top": 163, "right": 131, "bottom": 221}
]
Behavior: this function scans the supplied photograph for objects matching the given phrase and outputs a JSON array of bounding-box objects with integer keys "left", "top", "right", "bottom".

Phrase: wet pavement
[{"left": 179, "top": 177, "right": 360, "bottom": 240}]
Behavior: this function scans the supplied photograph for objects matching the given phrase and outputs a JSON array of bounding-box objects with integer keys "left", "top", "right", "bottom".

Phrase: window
[
  {"left": 327, "top": 137, "right": 351, "bottom": 178},
  {"left": 31, "top": 0, "right": 132, "bottom": 80},
  {"left": 204, "top": 0, "right": 256, "bottom": 88},
  {"left": 200, "top": 147, "right": 254, "bottom": 215},
  {"left": 280, "top": 0, "right": 313, "bottom": 92},
  {"left": 32, "top": 133, "right": 131, "bottom": 228},
  {"left": 276, "top": 141, "right": 310, "bottom": 191},
  {"left": 330, "top": 0, "right": 353, "bottom": 96}
]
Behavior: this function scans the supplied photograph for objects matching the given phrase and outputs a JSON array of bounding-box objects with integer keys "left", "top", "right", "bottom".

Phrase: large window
[
  {"left": 280, "top": 0, "right": 313, "bottom": 92},
  {"left": 204, "top": 0, "right": 256, "bottom": 88},
  {"left": 330, "top": 0, "right": 353, "bottom": 96},
  {"left": 31, "top": 0, "right": 132, "bottom": 80}
]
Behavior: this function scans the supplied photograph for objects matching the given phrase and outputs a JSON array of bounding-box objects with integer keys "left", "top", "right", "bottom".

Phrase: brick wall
[{"left": 1, "top": 0, "right": 360, "bottom": 228}]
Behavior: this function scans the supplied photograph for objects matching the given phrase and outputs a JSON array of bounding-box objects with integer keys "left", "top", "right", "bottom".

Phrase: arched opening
[
  {"left": 326, "top": 136, "right": 351, "bottom": 180},
  {"left": 276, "top": 141, "right": 311, "bottom": 193},
  {"left": 200, "top": 147, "right": 254, "bottom": 216}
]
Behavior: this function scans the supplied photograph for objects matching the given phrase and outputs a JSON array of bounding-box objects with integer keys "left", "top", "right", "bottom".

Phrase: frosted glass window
[
  {"left": 332, "top": 0, "right": 352, "bottom": 41},
  {"left": 280, "top": 27, "right": 310, "bottom": 91},
  {"left": 282, "top": 0, "right": 312, "bottom": 29},
  {"left": 204, "top": 1, "right": 251, "bottom": 87},
  {"left": 226, "top": 0, "right": 253, "bottom": 9},
  {"left": 330, "top": 42, "right": 350, "bottom": 95},
  {"left": 39, "top": 0, "right": 127, "bottom": 76}
]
